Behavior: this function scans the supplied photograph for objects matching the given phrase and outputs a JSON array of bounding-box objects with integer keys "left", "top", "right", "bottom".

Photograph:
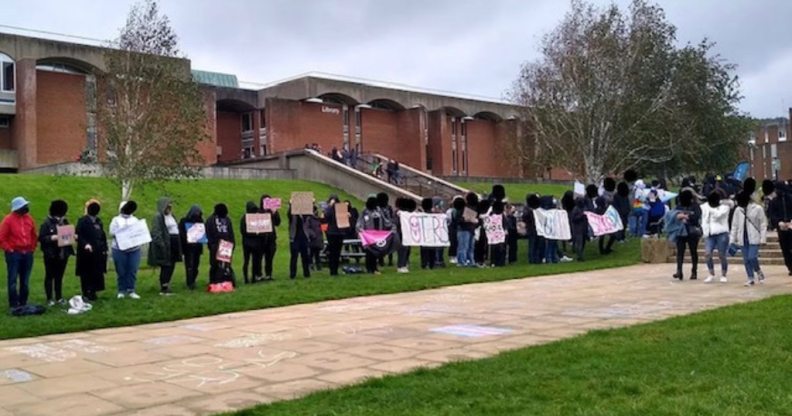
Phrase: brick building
[
  {"left": 0, "top": 33, "right": 558, "bottom": 180},
  {"left": 747, "top": 111, "right": 792, "bottom": 182}
]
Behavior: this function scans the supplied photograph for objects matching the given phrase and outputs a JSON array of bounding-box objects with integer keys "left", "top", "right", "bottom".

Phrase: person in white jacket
[
  {"left": 109, "top": 201, "right": 143, "bottom": 299},
  {"left": 730, "top": 192, "right": 768, "bottom": 286},
  {"left": 701, "top": 192, "right": 733, "bottom": 283}
]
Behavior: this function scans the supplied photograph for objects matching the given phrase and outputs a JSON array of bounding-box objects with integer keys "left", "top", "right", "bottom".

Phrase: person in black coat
[
  {"left": 597, "top": 178, "right": 617, "bottom": 255},
  {"left": 504, "top": 203, "right": 519, "bottom": 264},
  {"left": 377, "top": 193, "right": 395, "bottom": 267},
  {"left": 75, "top": 200, "right": 107, "bottom": 301},
  {"left": 324, "top": 195, "right": 348, "bottom": 276},
  {"left": 39, "top": 200, "right": 74, "bottom": 305},
  {"left": 240, "top": 201, "right": 263, "bottom": 284},
  {"left": 673, "top": 190, "right": 702, "bottom": 281},
  {"left": 206, "top": 203, "right": 235, "bottom": 284},
  {"left": 178, "top": 205, "right": 204, "bottom": 290},
  {"left": 474, "top": 199, "right": 491, "bottom": 266},
  {"left": 419, "top": 198, "right": 436, "bottom": 269},
  {"left": 612, "top": 182, "right": 631, "bottom": 242},
  {"left": 308, "top": 206, "right": 324, "bottom": 271},
  {"left": 523, "top": 194, "right": 543, "bottom": 264},
  {"left": 288, "top": 203, "right": 313, "bottom": 279},
  {"left": 259, "top": 194, "right": 282, "bottom": 280},
  {"left": 571, "top": 197, "right": 589, "bottom": 261},
  {"left": 765, "top": 180, "right": 792, "bottom": 275}
]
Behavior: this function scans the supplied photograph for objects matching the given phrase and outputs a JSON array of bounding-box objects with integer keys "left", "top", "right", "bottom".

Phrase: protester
[
  {"left": 539, "top": 196, "right": 559, "bottom": 264},
  {"left": 178, "top": 205, "right": 204, "bottom": 290},
  {"left": 474, "top": 199, "right": 491, "bottom": 267},
  {"left": 432, "top": 197, "right": 447, "bottom": 267},
  {"left": 287, "top": 202, "right": 313, "bottom": 279},
  {"left": 206, "top": 203, "right": 235, "bottom": 285},
  {"left": 37, "top": 200, "right": 73, "bottom": 306},
  {"left": 240, "top": 201, "right": 263, "bottom": 284},
  {"left": 357, "top": 195, "right": 389, "bottom": 274},
  {"left": 0, "top": 197, "right": 37, "bottom": 309},
  {"left": 323, "top": 195, "right": 347, "bottom": 276},
  {"left": 453, "top": 194, "right": 475, "bottom": 267},
  {"left": 110, "top": 201, "right": 143, "bottom": 299},
  {"left": 701, "top": 192, "right": 733, "bottom": 283},
  {"left": 523, "top": 194, "right": 543, "bottom": 264},
  {"left": 419, "top": 198, "right": 436, "bottom": 269},
  {"left": 571, "top": 197, "right": 589, "bottom": 261},
  {"left": 308, "top": 206, "right": 324, "bottom": 271},
  {"left": 447, "top": 196, "right": 462, "bottom": 264},
  {"left": 764, "top": 180, "right": 792, "bottom": 276},
  {"left": 505, "top": 203, "right": 519, "bottom": 264},
  {"left": 667, "top": 190, "right": 702, "bottom": 280},
  {"left": 395, "top": 197, "right": 415, "bottom": 274},
  {"left": 597, "top": 178, "right": 617, "bottom": 254},
  {"left": 259, "top": 194, "right": 282, "bottom": 281},
  {"left": 75, "top": 200, "right": 107, "bottom": 301},
  {"left": 489, "top": 200, "right": 508, "bottom": 267},
  {"left": 148, "top": 198, "right": 182, "bottom": 295},
  {"left": 730, "top": 191, "right": 768, "bottom": 286},
  {"left": 377, "top": 193, "right": 395, "bottom": 267},
  {"left": 612, "top": 182, "right": 631, "bottom": 242}
]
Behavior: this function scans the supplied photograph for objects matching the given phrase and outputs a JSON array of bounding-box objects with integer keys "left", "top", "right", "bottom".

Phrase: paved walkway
[{"left": 1, "top": 264, "right": 790, "bottom": 416}]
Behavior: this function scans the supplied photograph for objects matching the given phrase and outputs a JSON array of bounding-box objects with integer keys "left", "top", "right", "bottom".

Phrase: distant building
[{"left": 747, "top": 111, "right": 791, "bottom": 182}]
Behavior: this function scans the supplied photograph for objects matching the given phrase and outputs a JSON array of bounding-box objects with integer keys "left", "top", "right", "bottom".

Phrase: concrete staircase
[
  {"left": 354, "top": 152, "right": 470, "bottom": 200},
  {"left": 667, "top": 234, "right": 786, "bottom": 266}
]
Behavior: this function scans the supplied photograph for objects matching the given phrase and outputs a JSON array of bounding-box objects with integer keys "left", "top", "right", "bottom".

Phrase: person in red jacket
[{"left": 0, "top": 197, "right": 38, "bottom": 309}]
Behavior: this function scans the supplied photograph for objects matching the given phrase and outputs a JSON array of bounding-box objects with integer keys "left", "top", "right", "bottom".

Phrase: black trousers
[
  {"left": 327, "top": 234, "right": 344, "bottom": 276},
  {"left": 262, "top": 242, "right": 276, "bottom": 278},
  {"left": 397, "top": 245, "right": 411, "bottom": 268},
  {"left": 183, "top": 245, "right": 202, "bottom": 289},
  {"left": 44, "top": 256, "right": 68, "bottom": 301},
  {"left": 778, "top": 229, "right": 792, "bottom": 273},
  {"left": 289, "top": 238, "right": 311, "bottom": 278},
  {"left": 573, "top": 233, "right": 587, "bottom": 261},
  {"left": 490, "top": 243, "right": 507, "bottom": 267},
  {"left": 420, "top": 247, "right": 435, "bottom": 269},
  {"left": 365, "top": 252, "right": 379, "bottom": 273},
  {"left": 675, "top": 236, "right": 700, "bottom": 277},
  {"left": 448, "top": 227, "right": 458, "bottom": 258},
  {"left": 242, "top": 245, "right": 263, "bottom": 283},
  {"left": 507, "top": 232, "right": 518, "bottom": 263},
  {"left": 311, "top": 246, "right": 322, "bottom": 271},
  {"left": 599, "top": 234, "right": 616, "bottom": 254}
]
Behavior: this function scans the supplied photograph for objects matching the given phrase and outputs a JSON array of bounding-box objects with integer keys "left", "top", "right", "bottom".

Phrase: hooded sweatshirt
[
  {"left": 148, "top": 197, "right": 181, "bottom": 266},
  {"left": 206, "top": 203, "right": 235, "bottom": 247},
  {"left": 178, "top": 205, "right": 204, "bottom": 255},
  {"left": 240, "top": 201, "right": 263, "bottom": 250}
]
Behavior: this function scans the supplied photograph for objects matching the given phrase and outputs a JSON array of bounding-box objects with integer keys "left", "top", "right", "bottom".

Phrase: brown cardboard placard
[
  {"left": 56, "top": 225, "right": 76, "bottom": 247},
  {"left": 335, "top": 202, "right": 350, "bottom": 229},
  {"left": 290, "top": 192, "right": 315, "bottom": 215},
  {"left": 246, "top": 213, "right": 273, "bottom": 233}
]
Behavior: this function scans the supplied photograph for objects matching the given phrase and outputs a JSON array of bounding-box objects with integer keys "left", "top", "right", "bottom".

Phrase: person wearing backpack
[
  {"left": 0, "top": 197, "right": 37, "bottom": 309},
  {"left": 730, "top": 191, "right": 768, "bottom": 286},
  {"left": 38, "top": 200, "right": 74, "bottom": 306}
]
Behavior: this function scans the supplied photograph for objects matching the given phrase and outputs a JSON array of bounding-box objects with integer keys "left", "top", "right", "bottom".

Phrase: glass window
[
  {"left": 241, "top": 113, "right": 253, "bottom": 132},
  {"left": 2, "top": 61, "right": 13, "bottom": 92},
  {"left": 779, "top": 127, "right": 787, "bottom": 142}
]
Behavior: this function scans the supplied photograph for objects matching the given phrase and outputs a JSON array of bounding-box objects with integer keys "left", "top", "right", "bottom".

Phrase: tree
[
  {"left": 510, "top": 0, "right": 749, "bottom": 183},
  {"left": 97, "top": 0, "right": 207, "bottom": 200}
]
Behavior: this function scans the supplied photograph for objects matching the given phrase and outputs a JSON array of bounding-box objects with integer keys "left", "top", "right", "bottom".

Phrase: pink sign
[
  {"left": 584, "top": 206, "right": 624, "bottom": 237},
  {"left": 262, "top": 198, "right": 281, "bottom": 211},
  {"left": 216, "top": 240, "right": 234, "bottom": 263},
  {"left": 359, "top": 230, "right": 392, "bottom": 247}
]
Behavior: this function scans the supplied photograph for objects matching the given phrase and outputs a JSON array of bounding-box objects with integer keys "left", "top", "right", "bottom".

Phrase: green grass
[
  {"left": 231, "top": 294, "right": 792, "bottom": 416},
  {"left": 0, "top": 174, "right": 639, "bottom": 340},
  {"left": 455, "top": 181, "right": 572, "bottom": 201}
]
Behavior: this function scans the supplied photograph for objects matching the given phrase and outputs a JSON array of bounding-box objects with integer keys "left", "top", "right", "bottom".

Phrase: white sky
[{"left": 2, "top": 0, "right": 790, "bottom": 118}]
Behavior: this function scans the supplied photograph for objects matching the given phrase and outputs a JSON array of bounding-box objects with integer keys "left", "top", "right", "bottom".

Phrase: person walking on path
[
  {"left": 149, "top": 198, "right": 182, "bottom": 295},
  {"left": 764, "top": 180, "right": 792, "bottom": 276},
  {"left": 0, "top": 197, "right": 37, "bottom": 309},
  {"left": 110, "top": 201, "right": 144, "bottom": 299},
  {"left": 178, "top": 205, "right": 204, "bottom": 290},
  {"left": 38, "top": 200, "right": 74, "bottom": 305},
  {"left": 75, "top": 200, "right": 107, "bottom": 301},
  {"left": 669, "top": 190, "right": 702, "bottom": 281},
  {"left": 730, "top": 191, "right": 768, "bottom": 286},
  {"left": 701, "top": 192, "right": 733, "bottom": 283}
]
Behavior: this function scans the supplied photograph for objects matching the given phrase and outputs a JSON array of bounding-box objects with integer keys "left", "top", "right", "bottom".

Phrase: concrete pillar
[
  {"left": 13, "top": 59, "right": 36, "bottom": 169},
  {"left": 428, "top": 110, "right": 451, "bottom": 176}
]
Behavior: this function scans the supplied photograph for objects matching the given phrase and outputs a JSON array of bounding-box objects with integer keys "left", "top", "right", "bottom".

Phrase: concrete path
[{"left": 1, "top": 264, "right": 790, "bottom": 416}]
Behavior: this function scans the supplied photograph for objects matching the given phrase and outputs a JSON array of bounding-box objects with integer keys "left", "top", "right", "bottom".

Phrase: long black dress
[{"left": 75, "top": 215, "right": 108, "bottom": 300}]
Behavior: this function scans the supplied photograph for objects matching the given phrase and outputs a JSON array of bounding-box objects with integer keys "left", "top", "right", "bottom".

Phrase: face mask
[{"left": 16, "top": 206, "right": 29, "bottom": 215}]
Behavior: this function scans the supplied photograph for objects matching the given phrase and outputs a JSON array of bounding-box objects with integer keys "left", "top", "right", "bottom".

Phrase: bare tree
[{"left": 97, "top": 0, "right": 207, "bottom": 200}]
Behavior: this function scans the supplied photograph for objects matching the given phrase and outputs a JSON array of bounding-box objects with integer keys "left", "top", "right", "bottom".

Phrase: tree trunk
[{"left": 121, "top": 179, "right": 134, "bottom": 201}]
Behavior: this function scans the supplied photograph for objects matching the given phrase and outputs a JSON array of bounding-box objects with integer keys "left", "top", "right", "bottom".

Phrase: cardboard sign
[
  {"left": 246, "top": 213, "right": 273, "bottom": 233},
  {"left": 115, "top": 219, "right": 152, "bottom": 251},
  {"left": 216, "top": 239, "right": 234, "bottom": 263},
  {"left": 400, "top": 212, "right": 450, "bottom": 247},
  {"left": 483, "top": 214, "right": 506, "bottom": 245},
  {"left": 584, "top": 206, "right": 624, "bottom": 237},
  {"left": 290, "top": 192, "right": 314, "bottom": 216},
  {"left": 462, "top": 207, "right": 479, "bottom": 223},
  {"left": 574, "top": 181, "right": 585, "bottom": 197},
  {"left": 262, "top": 197, "right": 281, "bottom": 211},
  {"left": 56, "top": 225, "right": 75, "bottom": 247},
  {"left": 335, "top": 202, "right": 350, "bottom": 229},
  {"left": 534, "top": 209, "right": 572, "bottom": 240},
  {"left": 185, "top": 222, "right": 207, "bottom": 244}
]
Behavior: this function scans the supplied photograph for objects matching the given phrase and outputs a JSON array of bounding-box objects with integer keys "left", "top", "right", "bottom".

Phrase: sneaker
[
  {"left": 560, "top": 256, "right": 573, "bottom": 263},
  {"left": 758, "top": 271, "right": 766, "bottom": 283},
  {"left": 57, "top": 298, "right": 67, "bottom": 305},
  {"left": 47, "top": 300, "right": 55, "bottom": 307},
  {"left": 704, "top": 275, "right": 715, "bottom": 283},
  {"left": 719, "top": 277, "right": 728, "bottom": 283},
  {"left": 374, "top": 271, "right": 382, "bottom": 276},
  {"left": 744, "top": 280, "right": 755, "bottom": 287},
  {"left": 159, "top": 291, "right": 173, "bottom": 297},
  {"left": 449, "top": 258, "right": 458, "bottom": 264},
  {"left": 397, "top": 267, "right": 409, "bottom": 274},
  {"left": 642, "top": 234, "right": 651, "bottom": 239},
  {"left": 128, "top": 292, "right": 141, "bottom": 300},
  {"left": 117, "top": 293, "right": 126, "bottom": 299}
]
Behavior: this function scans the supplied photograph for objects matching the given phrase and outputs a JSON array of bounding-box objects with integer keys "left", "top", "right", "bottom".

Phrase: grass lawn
[
  {"left": 0, "top": 175, "right": 639, "bottom": 340},
  {"left": 455, "top": 181, "right": 572, "bottom": 201},
  {"left": 231, "top": 294, "right": 792, "bottom": 416}
]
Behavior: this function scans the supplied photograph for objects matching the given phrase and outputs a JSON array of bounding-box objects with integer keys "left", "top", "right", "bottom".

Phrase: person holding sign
[
  {"left": 148, "top": 198, "right": 182, "bottom": 295},
  {"left": 109, "top": 201, "right": 144, "bottom": 299},
  {"left": 323, "top": 195, "right": 348, "bottom": 276},
  {"left": 240, "top": 201, "right": 264, "bottom": 284},
  {"left": 259, "top": 194, "right": 282, "bottom": 281},
  {"left": 38, "top": 200, "right": 74, "bottom": 306},
  {"left": 288, "top": 200, "right": 314, "bottom": 279},
  {"left": 75, "top": 200, "right": 107, "bottom": 301},
  {"left": 178, "top": 205, "right": 204, "bottom": 290},
  {"left": 206, "top": 203, "right": 236, "bottom": 285}
]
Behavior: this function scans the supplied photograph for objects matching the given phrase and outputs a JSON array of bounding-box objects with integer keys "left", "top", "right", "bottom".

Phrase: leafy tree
[
  {"left": 97, "top": 0, "right": 207, "bottom": 200},
  {"left": 510, "top": 0, "right": 749, "bottom": 183}
]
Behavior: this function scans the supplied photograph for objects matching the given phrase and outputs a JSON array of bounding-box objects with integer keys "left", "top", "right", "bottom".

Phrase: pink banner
[
  {"left": 583, "top": 206, "right": 624, "bottom": 237},
  {"left": 359, "top": 230, "right": 392, "bottom": 247}
]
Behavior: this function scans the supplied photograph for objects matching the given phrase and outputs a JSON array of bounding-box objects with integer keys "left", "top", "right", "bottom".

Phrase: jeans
[
  {"left": 544, "top": 240, "right": 559, "bottom": 264},
  {"left": 5, "top": 251, "right": 33, "bottom": 308},
  {"left": 629, "top": 209, "right": 649, "bottom": 237},
  {"left": 742, "top": 243, "right": 760, "bottom": 280},
  {"left": 456, "top": 230, "right": 473, "bottom": 266},
  {"left": 397, "top": 245, "right": 411, "bottom": 268},
  {"left": 704, "top": 233, "right": 729, "bottom": 276},
  {"left": 112, "top": 248, "right": 142, "bottom": 294}
]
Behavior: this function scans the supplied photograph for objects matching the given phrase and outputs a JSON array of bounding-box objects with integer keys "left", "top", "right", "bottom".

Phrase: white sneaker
[
  {"left": 720, "top": 277, "right": 728, "bottom": 283},
  {"left": 560, "top": 256, "right": 573, "bottom": 263},
  {"left": 397, "top": 267, "right": 409, "bottom": 274},
  {"left": 117, "top": 293, "right": 126, "bottom": 299},
  {"left": 128, "top": 292, "right": 141, "bottom": 300},
  {"left": 744, "top": 280, "right": 755, "bottom": 287},
  {"left": 449, "top": 258, "right": 457, "bottom": 264},
  {"left": 47, "top": 300, "right": 55, "bottom": 307},
  {"left": 703, "top": 275, "right": 715, "bottom": 283},
  {"left": 758, "top": 271, "right": 766, "bottom": 283}
]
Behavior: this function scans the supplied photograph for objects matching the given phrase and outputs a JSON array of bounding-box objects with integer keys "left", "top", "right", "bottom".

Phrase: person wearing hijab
[
  {"left": 110, "top": 201, "right": 143, "bottom": 299},
  {"left": 701, "top": 191, "right": 733, "bottom": 283},
  {"left": 206, "top": 203, "right": 235, "bottom": 284},
  {"left": 240, "top": 201, "right": 263, "bottom": 284},
  {"left": 178, "top": 205, "right": 204, "bottom": 290},
  {"left": 259, "top": 194, "right": 282, "bottom": 281},
  {"left": 75, "top": 199, "right": 107, "bottom": 301},
  {"left": 0, "top": 196, "right": 37, "bottom": 309},
  {"left": 149, "top": 198, "right": 182, "bottom": 295},
  {"left": 38, "top": 200, "right": 74, "bottom": 305}
]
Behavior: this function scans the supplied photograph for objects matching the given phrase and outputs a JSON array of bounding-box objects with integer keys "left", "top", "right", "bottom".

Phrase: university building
[
  {"left": 0, "top": 33, "right": 547, "bottom": 180},
  {"left": 747, "top": 111, "right": 792, "bottom": 182}
]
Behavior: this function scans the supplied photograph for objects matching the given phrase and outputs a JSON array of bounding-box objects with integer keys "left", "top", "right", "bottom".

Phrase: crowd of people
[{"left": 1, "top": 170, "right": 791, "bottom": 312}]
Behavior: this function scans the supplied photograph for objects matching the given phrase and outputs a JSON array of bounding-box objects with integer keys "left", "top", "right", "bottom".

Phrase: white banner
[
  {"left": 483, "top": 214, "right": 506, "bottom": 245},
  {"left": 400, "top": 213, "right": 450, "bottom": 247},
  {"left": 115, "top": 219, "right": 152, "bottom": 251},
  {"left": 534, "top": 209, "right": 571, "bottom": 241},
  {"left": 584, "top": 206, "right": 624, "bottom": 237}
]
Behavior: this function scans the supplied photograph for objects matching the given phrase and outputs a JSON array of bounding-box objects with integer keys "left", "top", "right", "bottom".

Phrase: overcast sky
[{"left": 2, "top": 0, "right": 790, "bottom": 117}]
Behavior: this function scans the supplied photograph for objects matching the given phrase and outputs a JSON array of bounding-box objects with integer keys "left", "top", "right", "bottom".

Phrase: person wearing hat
[
  {"left": 76, "top": 199, "right": 107, "bottom": 301},
  {"left": 109, "top": 200, "right": 143, "bottom": 299},
  {"left": 38, "top": 200, "right": 75, "bottom": 306},
  {"left": 0, "top": 197, "right": 38, "bottom": 309}
]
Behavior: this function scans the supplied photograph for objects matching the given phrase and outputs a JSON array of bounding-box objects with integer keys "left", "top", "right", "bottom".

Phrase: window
[
  {"left": 779, "top": 127, "right": 787, "bottom": 142},
  {"left": 241, "top": 113, "right": 253, "bottom": 133},
  {"left": 2, "top": 61, "right": 13, "bottom": 92},
  {"left": 0, "top": 116, "right": 8, "bottom": 128}
]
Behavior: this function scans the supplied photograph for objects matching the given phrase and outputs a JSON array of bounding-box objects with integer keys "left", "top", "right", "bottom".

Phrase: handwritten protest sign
[
  {"left": 335, "top": 202, "right": 350, "bottom": 229},
  {"left": 216, "top": 240, "right": 234, "bottom": 263},
  {"left": 246, "top": 213, "right": 273, "bottom": 233},
  {"left": 262, "top": 197, "right": 281, "bottom": 211},
  {"left": 290, "top": 192, "right": 314, "bottom": 215},
  {"left": 400, "top": 213, "right": 450, "bottom": 247},
  {"left": 462, "top": 207, "right": 479, "bottom": 223},
  {"left": 56, "top": 225, "right": 75, "bottom": 247},
  {"left": 115, "top": 220, "right": 152, "bottom": 251},
  {"left": 584, "top": 206, "right": 624, "bottom": 237},
  {"left": 534, "top": 209, "right": 571, "bottom": 240},
  {"left": 185, "top": 222, "right": 207, "bottom": 244},
  {"left": 483, "top": 214, "right": 506, "bottom": 244},
  {"left": 574, "top": 181, "right": 585, "bottom": 197}
]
